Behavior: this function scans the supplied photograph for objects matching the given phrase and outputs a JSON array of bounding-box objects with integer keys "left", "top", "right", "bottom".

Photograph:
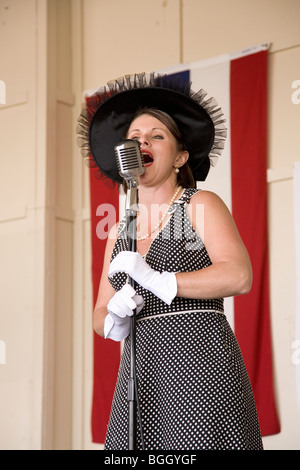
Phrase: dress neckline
[{"left": 138, "top": 188, "right": 186, "bottom": 258}]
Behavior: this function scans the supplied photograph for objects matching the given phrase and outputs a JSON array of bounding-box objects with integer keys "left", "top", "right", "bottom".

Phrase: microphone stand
[{"left": 125, "top": 177, "right": 139, "bottom": 450}]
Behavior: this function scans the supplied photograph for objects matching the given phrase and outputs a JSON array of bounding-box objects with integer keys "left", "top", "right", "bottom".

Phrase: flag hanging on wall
[{"left": 89, "top": 44, "right": 280, "bottom": 444}]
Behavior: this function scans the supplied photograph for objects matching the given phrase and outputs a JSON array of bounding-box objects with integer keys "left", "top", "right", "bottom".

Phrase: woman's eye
[{"left": 154, "top": 135, "right": 163, "bottom": 139}]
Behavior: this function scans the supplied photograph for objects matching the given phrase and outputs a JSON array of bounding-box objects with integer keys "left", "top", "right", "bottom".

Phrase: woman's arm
[
  {"left": 104, "top": 191, "right": 252, "bottom": 309},
  {"left": 176, "top": 190, "right": 252, "bottom": 299},
  {"left": 93, "top": 223, "right": 119, "bottom": 337}
]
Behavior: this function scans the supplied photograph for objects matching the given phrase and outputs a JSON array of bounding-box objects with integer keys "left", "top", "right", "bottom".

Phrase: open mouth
[{"left": 142, "top": 152, "right": 154, "bottom": 167}]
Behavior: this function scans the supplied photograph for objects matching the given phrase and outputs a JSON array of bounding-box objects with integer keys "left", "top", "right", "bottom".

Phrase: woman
[{"left": 77, "top": 73, "right": 263, "bottom": 450}]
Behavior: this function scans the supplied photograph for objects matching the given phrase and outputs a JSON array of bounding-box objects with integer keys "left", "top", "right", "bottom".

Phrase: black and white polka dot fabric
[{"left": 105, "top": 188, "right": 263, "bottom": 450}]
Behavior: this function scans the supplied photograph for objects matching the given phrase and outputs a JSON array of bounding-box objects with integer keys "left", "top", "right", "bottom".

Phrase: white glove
[
  {"left": 108, "top": 251, "right": 177, "bottom": 305},
  {"left": 104, "top": 284, "right": 144, "bottom": 342}
]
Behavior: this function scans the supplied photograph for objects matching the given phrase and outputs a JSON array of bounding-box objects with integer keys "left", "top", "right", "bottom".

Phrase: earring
[{"left": 175, "top": 167, "right": 180, "bottom": 174}]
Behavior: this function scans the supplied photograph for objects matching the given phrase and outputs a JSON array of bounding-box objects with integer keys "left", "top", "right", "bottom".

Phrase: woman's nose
[{"left": 139, "top": 135, "right": 149, "bottom": 146}]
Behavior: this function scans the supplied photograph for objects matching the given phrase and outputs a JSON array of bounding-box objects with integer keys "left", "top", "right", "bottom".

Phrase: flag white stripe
[{"left": 159, "top": 59, "right": 234, "bottom": 329}]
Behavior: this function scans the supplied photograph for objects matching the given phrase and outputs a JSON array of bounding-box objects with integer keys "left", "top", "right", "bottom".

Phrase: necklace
[{"left": 137, "top": 186, "right": 182, "bottom": 241}]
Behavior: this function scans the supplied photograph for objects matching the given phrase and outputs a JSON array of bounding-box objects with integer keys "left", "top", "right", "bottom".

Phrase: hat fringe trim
[{"left": 76, "top": 72, "right": 227, "bottom": 181}]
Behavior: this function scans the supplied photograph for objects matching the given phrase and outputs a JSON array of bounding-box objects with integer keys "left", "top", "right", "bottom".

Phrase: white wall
[
  {"left": 0, "top": 0, "right": 47, "bottom": 449},
  {"left": 0, "top": 0, "right": 73, "bottom": 449},
  {"left": 0, "top": 0, "right": 299, "bottom": 449}
]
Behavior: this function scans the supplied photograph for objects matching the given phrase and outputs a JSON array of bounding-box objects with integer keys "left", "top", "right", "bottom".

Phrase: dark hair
[{"left": 125, "top": 108, "right": 196, "bottom": 189}]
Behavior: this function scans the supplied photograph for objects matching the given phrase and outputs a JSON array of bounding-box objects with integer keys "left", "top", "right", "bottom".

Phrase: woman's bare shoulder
[{"left": 189, "top": 190, "right": 230, "bottom": 215}]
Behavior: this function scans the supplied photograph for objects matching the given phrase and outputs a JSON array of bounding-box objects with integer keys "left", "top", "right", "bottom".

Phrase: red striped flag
[
  {"left": 230, "top": 50, "right": 280, "bottom": 435},
  {"left": 89, "top": 171, "right": 120, "bottom": 443},
  {"left": 89, "top": 45, "right": 280, "bottom": 443}
]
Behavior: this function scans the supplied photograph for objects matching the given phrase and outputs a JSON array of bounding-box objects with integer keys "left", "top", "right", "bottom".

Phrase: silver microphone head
[{"left": 114, "top": 139, "right": 145, "bottom": 183}]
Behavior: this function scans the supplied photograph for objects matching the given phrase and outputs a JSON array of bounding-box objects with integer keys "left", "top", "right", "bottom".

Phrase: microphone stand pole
[{"left": 125, "top": 178, "right": 139, "bottom": 450}]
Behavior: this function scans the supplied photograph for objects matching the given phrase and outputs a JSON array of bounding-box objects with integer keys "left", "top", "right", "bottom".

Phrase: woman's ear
[{"left": 175, "top": 150, "right": 189, "bottom": 169}]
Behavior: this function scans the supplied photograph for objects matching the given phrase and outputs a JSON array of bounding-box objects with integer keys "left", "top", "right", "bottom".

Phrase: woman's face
[{"left": 127, "top": 113, "right": 187, "bottom": 186}]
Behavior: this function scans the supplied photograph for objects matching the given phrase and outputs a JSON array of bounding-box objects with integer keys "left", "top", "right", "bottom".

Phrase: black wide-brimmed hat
[{"left": 77, "top": 72, "right": 227, "bottom": 184}]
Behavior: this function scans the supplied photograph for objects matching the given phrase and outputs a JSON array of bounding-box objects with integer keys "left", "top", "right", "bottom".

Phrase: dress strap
[
  {"left": 168, "top": 188, "right": 199, "bottom": 213},
  {"left": 118, "top": 188, "right": 199, "bottom": 234}
]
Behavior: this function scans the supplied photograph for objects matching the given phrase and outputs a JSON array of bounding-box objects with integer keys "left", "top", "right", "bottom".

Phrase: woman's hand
[
  {"left": 104, "top": 284, "right": 144, "bottom": 341},
  {"left": 109, "top": 251, "right": 177, "bottom": 305}
]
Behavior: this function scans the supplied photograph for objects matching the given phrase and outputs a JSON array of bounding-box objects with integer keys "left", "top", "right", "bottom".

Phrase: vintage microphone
[{"left": 114, "top": 139, "right": 145, "bottom": 450}]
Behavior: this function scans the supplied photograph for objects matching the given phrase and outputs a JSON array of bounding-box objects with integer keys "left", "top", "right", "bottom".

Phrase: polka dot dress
[{"left": 105, "top": 188, "right": 263, "bottom": 450}]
